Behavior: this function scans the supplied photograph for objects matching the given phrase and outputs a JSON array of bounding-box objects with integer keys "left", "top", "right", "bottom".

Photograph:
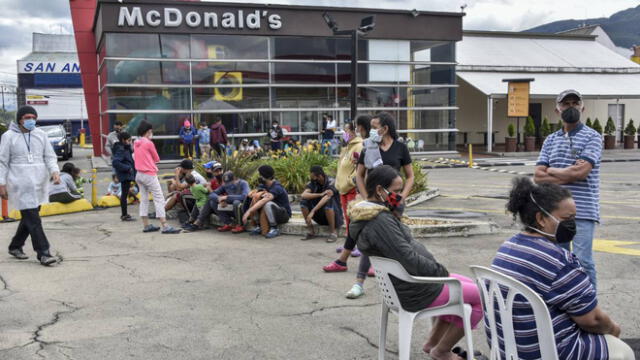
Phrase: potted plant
[
  {"left": 540, "top": 117, "right": 552, "bottom": 144},
  {"left": 505, "top": 123, "right": 517, "bottom": 152},
  {"left": 585, "top": 117, "right": 593, "bottom": 128},
  {"left": 592, "top": 118, "right": 603, "bottom": 135},
  {"left": 624, "top": 119, "right": 636, "bottom": 149},
  {"left": 604, "top": 117, "right": 616, "bottom": 149},
  {"left": 523, "top": 116, "right": 536, "bottom": 152}
]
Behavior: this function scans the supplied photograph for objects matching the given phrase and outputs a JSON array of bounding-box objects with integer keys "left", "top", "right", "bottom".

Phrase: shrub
[
  {"left": 507, "top": 123, "right": 515, "bottom": 138},
  {"left": 585, "top": 117, "right": 592, "bottom": 128},
  {"left": 624, "top": 119, "right": 637, "bottom": 136},
  {"left": 0, "top": 122, "right": 6, "bottom": 137},
  {"left": 206, "top": 152, "right": 262, "bottom": 182},
  {"left": 540, "top": 117, "right": 552, "bottom": 137},
  {"left": 592, "top": 118, "right": 603, "bottom": 134},
  {"left": 556, "top": 120, "right": 563, "bottom": 132},
  {"left": 604, "top": 117, "right": 616, "bottom": 136},
  {"left": 524, "top": 116, "right": 536, "bottom": 137},
  {"left": 261, "top": 151, "right": 336, "bottom": 194},
  {"left": 405, "top": 162, "right": 428, "bottom": 196}
]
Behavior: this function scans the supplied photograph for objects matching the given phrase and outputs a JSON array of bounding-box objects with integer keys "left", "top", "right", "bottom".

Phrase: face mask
[
  {"left": 381, "top": 188, "right": 404, "bottom": 216},
  {"left": 342, "top": 132, "right": 352, "bottom": 143},
  {"left": 215, "top": 175, "right": 223, "bottom": 182},
  {"left": 205, "top": 172, "right": 213, "bottom": 179},
  {"left": 148, "top": 132, "right": 154, "bottom": 140},
  {"left": 561, "top": 107, "right": 581, "bottom": 124},
  {"left": 528, "top": 194, "right": 577, "bottom": 243},
  {"left": 369, "top": 129, "right": 382, "bottom": 143},
  {"left": 23, "top": 119, "right": 36, "bottom": 131}
]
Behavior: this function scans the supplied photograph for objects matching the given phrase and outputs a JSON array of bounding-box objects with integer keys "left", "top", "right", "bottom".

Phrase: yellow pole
[
  {"left": 468, "top": 144, "right": 473, "bottom": 168},
  {"left": 91, "top": 169, "right": 98, "bottom": 206},
  {"left": 80, "top": 132, "right": 85, "bottom": 147}
]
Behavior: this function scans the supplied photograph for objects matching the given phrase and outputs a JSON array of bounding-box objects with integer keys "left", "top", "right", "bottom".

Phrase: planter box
[
  {"left": 524, "top": 136, "right": 536, "bottom": 152},
  {"left": 624, "top": 135, "right": 636, "bottom": 149},
  {"left": 604, "top": 135, "right": 616, "bottom": 149},
  {"left": 505, "top": 137, "right": 517, "bottom": 152}
]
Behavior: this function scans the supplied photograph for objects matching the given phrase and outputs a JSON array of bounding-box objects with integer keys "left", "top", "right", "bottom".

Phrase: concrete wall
[{"left": 457, "top": 76, "right": 640, "bottom": 145}]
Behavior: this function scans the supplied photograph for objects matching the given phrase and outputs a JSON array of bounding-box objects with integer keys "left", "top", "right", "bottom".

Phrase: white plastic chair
[
  {"left": 469, "top": 266, "right": 559, "bottom": 360},
  {"left": 369, "top": 256, "right": 475, "bottom": 360}
]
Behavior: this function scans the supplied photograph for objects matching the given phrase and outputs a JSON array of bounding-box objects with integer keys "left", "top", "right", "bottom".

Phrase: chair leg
[
  {"left": 379, "top": 304, "right": 389, "bottom": 360},
  {"left": 462, "top": 305, "right": 475, "bottom": 360},
  {"left": 397, "top": 312, "right": 414, "bottom": 360}
]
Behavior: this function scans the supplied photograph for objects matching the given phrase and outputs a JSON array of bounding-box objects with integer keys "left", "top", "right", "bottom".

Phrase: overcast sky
[{"left": 0, "top": 0, "right": 637, "bottom": 108}]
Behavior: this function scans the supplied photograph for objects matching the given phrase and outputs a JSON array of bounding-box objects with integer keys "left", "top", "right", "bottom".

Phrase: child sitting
[
  {"left": 72, "top": 167, "right": 92, "bottom": 196},
  {"left": 107, "top": 174, "right": 122, "bottom": 197},
  {"left": 184, "top": 174, "right": 210, "bottom": 228}
]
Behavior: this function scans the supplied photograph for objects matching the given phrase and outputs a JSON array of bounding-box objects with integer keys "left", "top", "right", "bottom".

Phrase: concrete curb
[
  {"left": 208, "top": 212, "right": 499, "bottom": 239},
  {"left": 7, "top": 199, "right": 94, "bottom": 220},
  {"left": 406, "top": 188, "right": 440, "bottom": 207}
]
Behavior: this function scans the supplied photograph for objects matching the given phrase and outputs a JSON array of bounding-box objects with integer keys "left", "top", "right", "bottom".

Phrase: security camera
[
  {"left": 460, "top": 4, "right": 468, "bottom": 12},
  {"left": 323, "top": 12, "right": 339, "bottom": 32},
  {"left": 410, "top": 9, "right": 419, "bottom": 18},
  {"left": 359, "top": 15, "right": 376, "bottom": 33}
]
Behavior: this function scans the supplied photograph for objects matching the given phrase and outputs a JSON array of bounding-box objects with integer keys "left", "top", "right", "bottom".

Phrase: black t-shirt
[
  {"left": 305, "top": 176, "right": 341, "bottom": 207},
  {"left": 263, "top": 181, "right": 291, "bottom": 216},
  {"left": 358, "top": 140, "right": 412, "bottom": 172}
]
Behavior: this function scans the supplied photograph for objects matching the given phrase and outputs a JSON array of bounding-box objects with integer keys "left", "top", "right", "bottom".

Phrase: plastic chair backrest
[{"left": 469, "top": 266, "right": 559, "bottom": 360}]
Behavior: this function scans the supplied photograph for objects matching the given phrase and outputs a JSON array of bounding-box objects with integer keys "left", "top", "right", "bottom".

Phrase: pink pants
[{"left": 426, "top": 274, "right": 483, "bottom": 329}]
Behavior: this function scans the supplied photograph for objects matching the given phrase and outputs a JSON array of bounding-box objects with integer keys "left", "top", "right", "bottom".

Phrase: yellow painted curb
[
  {"left": 97, "top": 194, "right": 141, "bottom": 207},
  {"left": 8, "top": 199, "right": 94, "bottom": 219}
]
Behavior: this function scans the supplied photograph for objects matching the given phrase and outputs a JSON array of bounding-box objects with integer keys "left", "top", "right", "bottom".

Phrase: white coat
[{"left": 0, "top": 121, "right": 59, "bottom": 210}]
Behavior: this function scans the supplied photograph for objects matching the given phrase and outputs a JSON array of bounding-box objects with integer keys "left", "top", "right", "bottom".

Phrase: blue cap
[{"left": 203, "top": 161, "right": 221, "bottom": 170}]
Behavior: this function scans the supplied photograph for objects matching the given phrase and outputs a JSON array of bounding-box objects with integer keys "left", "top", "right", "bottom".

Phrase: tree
[
  {"left": 507, "top": 123, "right": 515, "bottom": 138},
  {"left": 624, "top": 119, "right": 636, "bottom": 136},
  {"left": 524, "top": 116, "right": 536, "bottom": 137},
  {"left": 585, "top": 117, "right": 593, "bottom": 128},
  {"left": 604, "top": 116, "right": 616, "bottom": 136},
  {"left": 540, "top": 117, "right": 552, "bottom": 137},
  {"left": 592, "top": 118, "right": 603, "bottom": 134}
]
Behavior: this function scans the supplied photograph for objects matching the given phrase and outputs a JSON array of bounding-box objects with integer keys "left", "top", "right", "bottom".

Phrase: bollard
[
  {"left": 1, "top": 197, "right": 15, "bottom": 222},
  {"left": 468, "top": 144, "right": 473, "bottom": 168},
  {"left": 80, "top": 132, "right": 85, "bottom": 147},
  {"left": 91, "top": 169, "right": 98, "bottom": 207}
]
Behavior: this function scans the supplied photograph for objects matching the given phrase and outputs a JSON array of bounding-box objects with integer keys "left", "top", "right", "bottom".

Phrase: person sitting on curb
[
  {"left": 300, "top": 165, "right": 343, "bottom": 243},
  {"left": 164, "top": 159, "right": 207, "bottom": 214},
  {"left": 48, "top": 162, "right": 83, "bottom": 204},
  {"left": 202, "top": 161, "right": 223, "bottom": 192},
  {"left": 185, "top": 171, "right": 250, "bottom": 232},
  {"left": 241, "top": 165, "right": 291, "bottom": 239},
  {"left": 71, "top": 166, "right": 91, "bottom": 197},
  {"left": 183, "top": 174, "right": 210, "bottom": 229}
]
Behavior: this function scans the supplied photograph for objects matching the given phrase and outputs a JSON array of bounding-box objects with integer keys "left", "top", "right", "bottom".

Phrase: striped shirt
[
  {"left": 537, "top": 123, "right": 601, "bottom": 222},
  {"left": 490, "top": 233, "right": 607, "bottom": 360}
]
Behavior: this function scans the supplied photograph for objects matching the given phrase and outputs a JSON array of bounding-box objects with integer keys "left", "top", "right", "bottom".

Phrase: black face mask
[
  {"left": 561, "top": 107, "right": 581, "bottom": 124},
  {"left": 205, "top": 172, "right": 213, "bottom": 179},
  {"left": 528, "top": 194, "right": 577, "bottom": 243}
]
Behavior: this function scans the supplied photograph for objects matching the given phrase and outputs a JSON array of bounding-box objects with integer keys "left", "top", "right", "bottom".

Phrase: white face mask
[
  {"left": 369, "top": 128, "right": 382, "bottom": 143},
  {"left": 148, "top": 132, "right": 153, "bottom": 140}
]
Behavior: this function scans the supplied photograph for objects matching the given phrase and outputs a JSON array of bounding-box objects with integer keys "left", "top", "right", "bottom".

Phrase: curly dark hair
[{"left": 506, "top": 177, "right": 572, "bottom": 230}]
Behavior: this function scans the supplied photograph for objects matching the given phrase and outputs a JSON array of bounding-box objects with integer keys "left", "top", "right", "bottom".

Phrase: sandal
[
  {"left": 325, "top": 233, "right": 338, "bottom": 243},
  {"left": 300, "top": 233, "right": 317, "bottom": 241}
]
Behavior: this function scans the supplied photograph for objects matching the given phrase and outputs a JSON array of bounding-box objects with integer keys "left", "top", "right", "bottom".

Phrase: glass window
[
  {"left": 412, "top": 65, "right": 456, "bottom": 85},
  {"left": 196, "top": 112, "right": 270, "bottom": 135},
  {"left": 357, "top": 87, "right": 399, "bottom": 108},
  {"left": 191, "top": 35, "right": 268, "bottom": 59},
  {"left": 109, "top": 112, "right": 191, "bottom": 136},
  {"left": 107, "top": 87, "right": 191, "bottom": 111},
  {"left": 272, "top": 87, "right": 336, "bottom": 108},
  {"left": 412, "top": 41, "right": 455, "bottom": 63},
  {"left": 273, "top": 62, "right": 335, "bottom": 84},
  {"left": 191, "top": 62, "right": 268, "bottom": 85},
  {"left": 273, "top": 37, "right": 336, "bottom": 60},
  {"left": 104, "top": 60, "right": 190, "bottom": 84},
  {"left": 106, "top": 33, "right": 161, "bottom": 58},
  {"left": 399, "top": 110, "right": 450, "bottom": 131},
  {"left": 160, "top": 34, "right": 191, "bottom": 59},
  {"left": 272, "top": 112, "right": 299, "bottom": 132},
  {"left": 193, "top": 87, "right": 269, "bottom": 111},
  {"left": 300, "top": 111, "right": 321, "bottom": 132},
  {"left": 400, "top": 86, "right": 451, "bottom": 108}
]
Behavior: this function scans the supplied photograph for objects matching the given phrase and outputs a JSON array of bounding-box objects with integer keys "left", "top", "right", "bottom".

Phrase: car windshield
[{"left": 42, "top": 127, "right": 64, "bottom": 138}]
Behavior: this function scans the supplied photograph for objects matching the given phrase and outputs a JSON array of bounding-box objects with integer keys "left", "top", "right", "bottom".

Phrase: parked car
[{"left": 40, "top": 125, "right": 73, "bottom": 160}]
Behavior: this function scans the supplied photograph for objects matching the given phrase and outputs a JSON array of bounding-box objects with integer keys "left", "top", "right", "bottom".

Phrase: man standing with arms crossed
[{"left": 534, "top": 90, "right": 601, "bottom": 288}]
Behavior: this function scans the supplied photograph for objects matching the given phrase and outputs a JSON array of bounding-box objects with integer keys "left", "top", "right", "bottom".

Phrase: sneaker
[
  {"left": 121, "top": 214, "right": 136, "bottom": 222},
  {"left": 161, "top": 226, "right": 182, "bottom": 234},
  {"left": 351, "top": 248, "right": 362, "bottom": 257},
  {"left": 39, "top": 255, "right": 57, "bottom": 266},
  {"left": 8, "top": 249, "right": 28, "bottom": 260},
  {"left": 367, "top": 267, "right": 375, "bottom": 277},
  {"left": 217, "top": 224, "right": 233, "bottom": 232},
  {"left": 322, "top": 261, "right": 348, "bottom": 273},
  {"left": 346, "top": 283, "right": 364, "bottom": 299},
  {"left": 265, "top": 228, "right": 280, "bottom": 239},
  {"left": 143, "top": 224, "right": 160, "bottom": 233},
  {"left": 183, "top": 223, "right": 202, "bottom": 232},
  {"left": 231, "top": 225, "right": 245, "bottom": 233},
  {"left": 250, "top": 227, "right": 262, "bottom": 236}
]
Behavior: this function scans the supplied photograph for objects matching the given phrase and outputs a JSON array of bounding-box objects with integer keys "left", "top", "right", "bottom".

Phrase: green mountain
[{"left": 525, "top": 5, "right": 640, "bottom": 49}]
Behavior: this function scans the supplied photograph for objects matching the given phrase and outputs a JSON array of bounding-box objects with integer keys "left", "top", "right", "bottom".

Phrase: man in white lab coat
[{"left": 0, "top": 106, "right": 60, "bottom": 266}]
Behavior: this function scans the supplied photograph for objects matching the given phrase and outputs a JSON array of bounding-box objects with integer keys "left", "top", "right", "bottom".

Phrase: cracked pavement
[{"left": 0, "top": 157, "right": 639, "bottom": 359}]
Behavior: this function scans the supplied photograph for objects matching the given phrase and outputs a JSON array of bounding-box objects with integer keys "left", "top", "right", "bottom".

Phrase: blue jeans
[{"left": 559, "top": 219, "right": 597, "bottom": 289}]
